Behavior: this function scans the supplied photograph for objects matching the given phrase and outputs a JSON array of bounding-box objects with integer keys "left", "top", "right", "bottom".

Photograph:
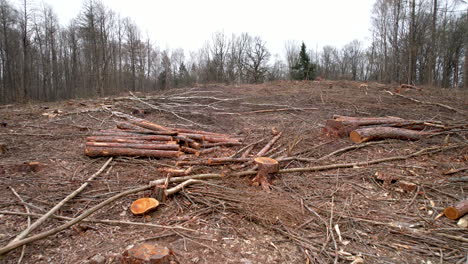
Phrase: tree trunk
[
  {"left": 85, "top": 146, "right": 182, "bottom": 158},
  {"left": 350, "top": 127, "right": 430, "bottom": 143}
]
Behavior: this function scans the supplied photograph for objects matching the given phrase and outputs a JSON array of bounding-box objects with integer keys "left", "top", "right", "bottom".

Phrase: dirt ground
[{"left": 0, "top": 80, "right": 467, "bottom": 264}]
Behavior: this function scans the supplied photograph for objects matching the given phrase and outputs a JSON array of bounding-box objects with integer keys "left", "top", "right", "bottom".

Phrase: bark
[
  {"left": 85, "top": 146, "right": 182, "bottom": 158},
  {"left": 350, "top": 127, "right": 430, "bottom": 143},
  {"left": 86, "top": 141, "right": 180, "bottom": 151},
  {"left": 444, "top": 200, "right": 468, "bottom": 220},
  {"left": 203, "top": 135, "right": 241, "bottom": 143}
]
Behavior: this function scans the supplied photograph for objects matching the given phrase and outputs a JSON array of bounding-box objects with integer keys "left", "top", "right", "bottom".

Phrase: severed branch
[{"left": 6, "top": 157, "right": 113, "bottom": 246}]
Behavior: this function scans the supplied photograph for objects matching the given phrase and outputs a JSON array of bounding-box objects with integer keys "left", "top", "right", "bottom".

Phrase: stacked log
[
  {"left": 324, "top": 115, "right": 437, "bottom": 143},
  {"left": 85, "top": 117, "right": 241, "bottom": 159}
]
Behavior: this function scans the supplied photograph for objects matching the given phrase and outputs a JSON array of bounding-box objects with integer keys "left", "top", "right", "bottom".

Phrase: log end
[
  {"left": 349, "top": 130, "right": 366, "bottom": 143},
  {"left": 130, "top": 198, "right": 160, "bottom": 215},
  {"left": 444, "top": 206, "right": 461, "bottom": 220}
]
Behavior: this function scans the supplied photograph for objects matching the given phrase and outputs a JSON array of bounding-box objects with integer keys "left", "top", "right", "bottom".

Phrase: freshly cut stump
[
  {"left": 130, "top": 198, "right": 160, "bottom": 215},
  {"left": 121, "top": 243, "right": 173, "bottom": 264},
  {"left": 444, "top": 200, "right": 468, "bottom": 220},
  {"left": 252, "top": 157, "right": 279, "bottom": 191}
]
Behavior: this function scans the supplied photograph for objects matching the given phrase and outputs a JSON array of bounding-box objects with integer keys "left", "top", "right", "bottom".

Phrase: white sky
[{"left": 23, "top": 0, "right": 376, "bottom": 56}]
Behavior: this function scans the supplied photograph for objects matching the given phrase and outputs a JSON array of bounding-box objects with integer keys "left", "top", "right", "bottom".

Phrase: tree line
[{"left": 0, "top": 0, "right": 466, "bottom": 104}]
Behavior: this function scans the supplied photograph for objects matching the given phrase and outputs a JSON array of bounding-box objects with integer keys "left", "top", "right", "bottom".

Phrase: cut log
[
  {"left": 201, "top": 142, "right": 243, "bottom": 148},
  {"left": 121, "top": 243, "right": 173, "bottom": 264},
  {"left": 444, "top": 200, "right": 468, "bottom": 220},
  {"left": 252, "top": 157, "right": 279, "bottom": 191},
  {"left": 323, "top": 119, "right": 359, "bottom": 138},
  {"left": 87, "top": 135, "right": 174, "bottom": 142},
  {"left": 180, "top": 146, "right": 200, "bottom": 156},
  {"left": 172, "top": 128, "right": 229, "bottom": 137},
  {"left": 86, "top": 142, "right": 180, "bottom": 151},
  {"left": 85, "top": 147, "right": 182, "bottom": 158},
  {"left": 87, "top": 138, "right": 176, "bottom": 144},
  {"left": 130, "top": 198, "right": 160, "bottom": 215},
  {"left": 349, "top": 127, "right": 429, "bottom": 143},
  {"left": 177, "top": 133, "right": 206, "bottom": 141},
  {"left": 126, "top": 118, "right": 170, "bottom": 132},
  {"left": 93, "top": 130, "right": 178, "bottom": 137},
  {"left": 203, "top": 135, "right": 241, "bottom": 143},
  {"left": 333, "top": 115, "right": 405, "bottom": 126}
]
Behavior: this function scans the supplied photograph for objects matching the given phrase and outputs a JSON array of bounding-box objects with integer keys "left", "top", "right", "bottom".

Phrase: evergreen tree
[{"left": 292, "top": 42, "right": 316, "bottom": 80}]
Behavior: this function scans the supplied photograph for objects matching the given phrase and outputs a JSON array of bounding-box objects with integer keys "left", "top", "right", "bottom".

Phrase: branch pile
[{"left": 85, "top": 115, "right": 242, "bottom": 158}]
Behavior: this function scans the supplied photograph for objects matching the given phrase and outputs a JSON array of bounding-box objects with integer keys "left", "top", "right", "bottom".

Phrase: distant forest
[{"left": 0, "top": 0, "right": 467, "bottom": 103}]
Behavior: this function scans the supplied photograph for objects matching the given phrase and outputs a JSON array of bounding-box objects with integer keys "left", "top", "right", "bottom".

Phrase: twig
[
  {"left": 6, "top": 157, "right": 113, "bottom": 246},
  {"left": 9, "top": 187, "right": 30, "bottom": 264}
]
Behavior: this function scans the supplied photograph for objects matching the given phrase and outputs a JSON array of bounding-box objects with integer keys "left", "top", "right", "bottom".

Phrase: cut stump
[
  {"left": 130, "top": 198, "right": 160, "bottom": 215},
  {"left": 121, "top": 243, "right": 173, "bottom": 264},
  {"left": 252, "top": 157, "right": 279, "bottom": 191}
]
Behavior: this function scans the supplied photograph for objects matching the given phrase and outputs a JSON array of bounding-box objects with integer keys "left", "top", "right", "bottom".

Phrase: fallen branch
[
  {"left": 385, "top": 90, "right": 464, "bottom": 114},
  {"left": 6, "top": 157, "right": 113, "bottom": 246},
  {"left": 256, "top": 132, "right": 283, "bottom": 157}
]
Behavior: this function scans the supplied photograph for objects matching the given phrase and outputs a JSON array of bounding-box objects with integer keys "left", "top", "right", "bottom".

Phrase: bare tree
[{"left": 245, "top": 36, "right": 270, "bottom": 83}]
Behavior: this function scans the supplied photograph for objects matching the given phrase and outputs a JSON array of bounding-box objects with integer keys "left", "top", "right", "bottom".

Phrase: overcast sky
[{"left": 24, "top": 0, "right": 376, "bottom": 56}]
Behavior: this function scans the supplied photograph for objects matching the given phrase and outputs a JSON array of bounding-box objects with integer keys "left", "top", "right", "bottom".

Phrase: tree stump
[
  {"left": 121, "top": 243, "right": 174, "bottom": 264},
  {"left": 251, "top": 157, "right": 279, "bottom": 191},
  {"left": 130, "top": 198, "right": 160, "bottom": 215}
]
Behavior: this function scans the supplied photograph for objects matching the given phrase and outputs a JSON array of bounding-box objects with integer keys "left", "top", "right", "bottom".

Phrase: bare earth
[{"left": 0, "top": 80, "right": 467, "bottom": 264}]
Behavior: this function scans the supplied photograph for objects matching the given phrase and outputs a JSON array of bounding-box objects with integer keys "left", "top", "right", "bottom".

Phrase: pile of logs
[
  {"left": 85, "top": 116, "right": 242, "bottom": 158},
  {"left": 323, "top": 115, "right": 444, "bottom": 143}
]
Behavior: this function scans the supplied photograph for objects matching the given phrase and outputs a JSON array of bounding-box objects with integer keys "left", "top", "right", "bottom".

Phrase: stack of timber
[
  {"left": 85, "top": 117, "right": 242, "bottom": 159},
  {"left": 323, "top": 115, "right": 442, "bottom": 143}
]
